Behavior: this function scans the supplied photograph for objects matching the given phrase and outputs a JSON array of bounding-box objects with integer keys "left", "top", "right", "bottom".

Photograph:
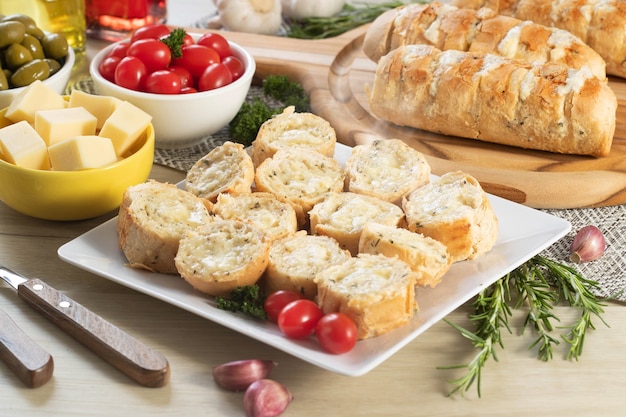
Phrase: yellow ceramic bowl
[{"left": 0, "top": 109, "right": 154, "bottom": 221}]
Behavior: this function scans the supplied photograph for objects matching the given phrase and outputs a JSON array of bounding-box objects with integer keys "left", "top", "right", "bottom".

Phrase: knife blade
[
  {"left": 0, "top": 307, "right": 54, "bottom": 388},
  {"left": 0, "top": 265, "right": 170, "bottom": 388}
]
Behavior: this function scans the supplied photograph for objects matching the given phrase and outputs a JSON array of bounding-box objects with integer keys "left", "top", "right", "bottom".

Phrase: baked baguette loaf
[
  {"left": 358, "top": 222, "right": 451, "bottom": 288},
  {"left": 402, "top": 171, "right": 498, "bottom": 263},
  {"left": 174, "top": 219, "right": 270, "bottom": 297},
  {"left": 367, "top": 44, "right": 616, "bottom": 157},
  {"left": 314, "top": 253, "right": 417, "bottom": 339},
  {"left": 117, "top": 180, "right": 213, "bottom": 274},
  {"left": 212, "top": 192, "right": 298, "bottom": 242},
  {"left": 251, "top": 106, "right": 337, "bottom": 168},
  {"left": 363, "top": 2, "right": 606, "bottom": 80},
  {"left": 261, "top": 231, "right": 351, "bottom": 300},
  {"left": 452, "top": 0, "right": 626, "bottom": 79},
  {"left": 254, "top": 148, "right": 345, "bottom": 226},
  {"left": 309, "top": 191, "right": 405, "bottom": 255},
  {"left": 185, "top": 141, "right": 254, "bottom": 203},
  {"left": 345, "top": 138, "right": 431, "bottom": 205}
]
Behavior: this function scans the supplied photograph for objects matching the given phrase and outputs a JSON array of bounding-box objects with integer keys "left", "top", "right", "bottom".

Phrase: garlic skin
[
  {"left": 212, "top": 359, "right": 276, "bottom": 392},
  {"left": 281, "top": 0, "right": 346, "bottom": 20},
  {"left": 244, "top": 379, "right": 293, "bottom": 417},
  {"left": 208, "top": 0, "right": 283, "bottom": 35},
  {"left": 569, "top": 225, "right": 606, "bottom": 263}
]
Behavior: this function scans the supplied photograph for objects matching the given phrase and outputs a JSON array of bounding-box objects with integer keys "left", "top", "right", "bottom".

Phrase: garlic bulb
[
  {"left": 212, "top": 359, "right": 276, "bottom": 392},
  {"left": 208, "top": 0, "right": 283, "bottom": 35},
  {"left": 569, "top": 225, "right": 606, "bottom": 263},
  {"left": 281, "top": 0, "right": 346, "bottom": 20}
]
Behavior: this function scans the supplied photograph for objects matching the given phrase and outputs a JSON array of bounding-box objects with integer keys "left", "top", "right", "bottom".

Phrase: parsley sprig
[{"left": 442, "top": 255, "right": 608, "bottom": 397}]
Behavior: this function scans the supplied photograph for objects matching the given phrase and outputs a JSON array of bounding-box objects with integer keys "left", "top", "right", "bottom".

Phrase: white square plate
[{"left": 58, "top": 144, "right": 571, "bottom": 376}]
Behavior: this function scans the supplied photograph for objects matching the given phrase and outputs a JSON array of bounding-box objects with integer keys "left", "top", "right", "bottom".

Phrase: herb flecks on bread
[
  {"left": 346, "top": 138, "right": 431, "bottom": 205},
  {"left": 175, "top": 219, "right": 270, "bottom": 297},
  {"left": 185, "top": 141, "right": 254, "bottom": 203},
  {"left": 315, "top": 253, "right": 417, "bottom": 339},
  {"left": 117, "top": 180, "right": 214, "bottom": 274},
  {"left": 402, "top": 171, "right": 499, "bottom": 263}
]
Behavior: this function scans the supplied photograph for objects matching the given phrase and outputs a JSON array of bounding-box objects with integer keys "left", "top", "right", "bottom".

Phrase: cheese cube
[
  {"left": 48, "top": 135, "right": 118, "bottom": 171},
  {"left": 0, "top": 121, "right": 50, "bottom": 169},
  {"left": 68, "top": 90, "right": 122, "bottom": 130},
  {"left": 5, "top": 80, "right": 66, "bottom": 124},
  {"left": 35, "top": 107, "right": 98, "bottom": 146},
  {"left": 99, "top": 101, "right": 152, "bottom": 157}
]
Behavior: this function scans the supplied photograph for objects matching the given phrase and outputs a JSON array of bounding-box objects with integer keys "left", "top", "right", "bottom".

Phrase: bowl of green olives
[{"left": 0, "top": 14, "right": 75, "bottom": 108}]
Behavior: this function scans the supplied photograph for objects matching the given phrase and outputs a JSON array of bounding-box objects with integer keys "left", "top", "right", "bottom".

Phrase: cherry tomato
[
  {"left": 173, "top": 44, "right": 220, "bottom": 78},
  {"left": 197, "top": 32, "right": 231, "bottom": 60},
  {"left": 167, "top": 65, "right": 193, "bottom": 88},
  {"left": 98, "top": 55, "right": 121, "bottom": 82},
  {"left": 131, "top": 24, "right": 171, "bottom": 43},
  {"left": 127, "top": 38, "right": 171, "bottom": 73},
  {"left": 180, "top": 86, "right": 198, "bottom": 94},
  {"left": 198, "top": 63, "right": 232, "bottom": 91},
  {"left": 144, "top": 70, "right": 182, "bottom": 94},
  {"left": 183, "top": 33, "right": 195, "bottom": 47},
  {"left": 264, "top": 290, "right": 304, "bottom": 323},
  {"left": 277, "top": 299, "right": 323, "bottom": 339},
  {"left": 108, "top": 42, "right": 130, "bottom": 59},
  {"left": 222, "top": 56, "right": 244, "bottom": 81},
  {"left": 114, "top": 56, "right": 147, "bottom": 91},
  {"left": 315, "top": 313, "right": 358, "bottom": 354}
]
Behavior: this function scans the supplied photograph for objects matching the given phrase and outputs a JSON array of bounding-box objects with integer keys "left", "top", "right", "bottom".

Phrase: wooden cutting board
[{"left": 201, "top": 26, "right": 626, "bottom": 209}]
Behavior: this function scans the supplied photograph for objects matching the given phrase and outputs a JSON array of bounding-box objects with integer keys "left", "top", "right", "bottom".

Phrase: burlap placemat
[{"left": 68, "top": 76, "right": 626, "bottom": 303}]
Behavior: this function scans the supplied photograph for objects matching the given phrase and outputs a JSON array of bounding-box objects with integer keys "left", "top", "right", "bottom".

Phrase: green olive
[
  {"left": 0, "top": 20, "right": 26, "bottom": 49},
  {"left": 9, "top": 59, "right": 49, "bottom": 87},
  {"left": 1, "top": 14, "right": 38, "bottom": 37},
  {"left": 0, "top": 70, "right": 8, "bottom": 91},
  {"left": 20, "top": 33, "right": 44, "bottom": 60},
  {"left": 41, "top": 32, "right": 68, "bottom": 60},
  {"left": 44, "top": 58, "right": 61, "bottom": 76},
  {"left": 4, "top": 43, "right": 33, "bottom": 70}
]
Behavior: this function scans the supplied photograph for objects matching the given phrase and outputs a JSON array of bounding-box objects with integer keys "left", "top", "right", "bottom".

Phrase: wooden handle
[
  {"left": 0, "top": 308, "right": 54, "bottom": 388},
  {"left": 17, "top": 279, "right": 170, "bottom": 388}
]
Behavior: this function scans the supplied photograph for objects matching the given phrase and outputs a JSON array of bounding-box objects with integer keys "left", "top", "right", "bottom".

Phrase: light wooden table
[
  {"left": 2, "top": 182, "right": 626, "bottom": 417},
  {"left": 3, "top": 1, "right": 626, "bottom": 416}
]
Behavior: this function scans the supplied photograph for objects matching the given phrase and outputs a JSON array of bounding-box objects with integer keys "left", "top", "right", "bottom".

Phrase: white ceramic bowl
[
  {"left": 89, "top": 34, "right": 256, "bottom": 149},
  {"left": 0, "top": 46, "right": 75, "bottom": 109}
]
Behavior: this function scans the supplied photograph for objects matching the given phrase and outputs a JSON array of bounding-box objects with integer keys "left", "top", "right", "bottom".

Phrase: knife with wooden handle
[
  {"left": 0, "top": 265, "right": 170, "bottom": 388},
  {"left": 0, "top": 307, "right": 54, "bottom": 388}
]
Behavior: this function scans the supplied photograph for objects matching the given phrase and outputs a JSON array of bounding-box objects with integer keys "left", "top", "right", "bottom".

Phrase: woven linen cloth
[{"left": 68, "top": 75, "right": 626, "bottom": 303}]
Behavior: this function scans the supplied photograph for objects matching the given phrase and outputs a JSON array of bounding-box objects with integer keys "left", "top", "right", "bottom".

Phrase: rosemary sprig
[
  {"left": 286, "top": 1, "right": 417, "bottom": 40},
  {"left": 511, "top": 262, "right": 561, "bottom": 361},
  {"left": 532, "top": 256, "right": 607, "bottom": 360},
  {"left": 440, "top": 278, "right": 512, "bottom": 398},
  {"left": 442, "top": 254, "right": 608, "bottom": 397}
]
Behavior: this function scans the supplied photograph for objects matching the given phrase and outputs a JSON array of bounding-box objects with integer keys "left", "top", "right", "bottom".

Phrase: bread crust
[
  {"left": 315, "top": 253, "right": 417, "bottom": 339},
  {"left": 363, "top": 1, "right": 606, "bottom": 80},
  {"left": 345, "top": 138, "right": 431, "bottom": 205},
  {"left": 402, "top": 171, "right": 498, "bottom": 263},
  {"left": 174, "top": 219, "right": 270, "bottom": 297},
  {"left": 117, "top": 180, "right": 213, "bottom": 274},
  {"left": 185, "top": 141, "right": 254, "bottom": 203},
  {"left": 358, "top": 222, "right": 452, "bottom": 288},
  {"left": 368, "top": 44, "right": 616, "bottom": 157},
  {"left": 309, "top": 191, "right": 405, "bottom": 255},
  {"left": 261, "top": 232, "right": 351, "bottom": 300},
  {"left": 251, "top": 106, "right": 337, "bottom": 168},
  {"left": 452, "top": 0, "right": 626, "bottom": 78}
]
